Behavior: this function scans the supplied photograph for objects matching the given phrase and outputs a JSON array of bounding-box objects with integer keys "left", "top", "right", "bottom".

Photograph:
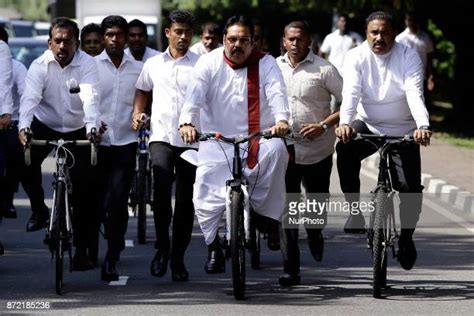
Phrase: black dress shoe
[
  {"left": 101, "top": 259, "right": 119, "bottom": 281},
  {"left": 26, "top": 216, "right": 49, "bottom": 232},
  {"left": 278, "top": 273, "right": 301, "bottom": 287},
  {"left": 171, "top": 262, "right": 189, "bottom": 282},
  {"left": 2, "top": 206, "right": 17, "bottom": 219},
  {"left": 72, "top": 249, "right": 95, "bottom": 271},
  {"left": 204, "top": 249, "right": 225, "bottom": 274},
  {"left": 308, "top": 232, "right": 324, "bottom": 262},
  {"left": 150, "top": 250, "right": 169, "bottom": 277},
  {"left": 0, "top": 241, "right": 4, "bottom": 255},
  {"left": 398, "top": 234, "right": 417, "bottom": 270},
  {"left": 343, "top": 213, "right": 366, "bottom": 234}
]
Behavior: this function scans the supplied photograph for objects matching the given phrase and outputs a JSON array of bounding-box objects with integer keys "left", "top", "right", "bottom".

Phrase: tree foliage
[{"left": 0, "top": 0, "right": 50, "bottom": 20}]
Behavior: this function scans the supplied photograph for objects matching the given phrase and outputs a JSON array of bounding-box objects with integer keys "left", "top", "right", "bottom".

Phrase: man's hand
[
  {"left": 300, "top": 123, "right": 324, "bottom": 140},
  {"left": 18, "top": 128, "right": 32, "bottom": 146},
  {"left": 132, "top": 112, "right": 148, "bottom": 130},
  {"left": 179, "top": 124, "right": 198, "bottom": 144},
  {"left": 427, "top": 74, "right": 435, "bottom": 92},
  {"left": 335, "top": 124, "right": 354, "bottom": 143},
  {"left": 271, "top": 120, "right": 289, "bottom": 136},
  {"left": 413, "top": 128, "right": 433, "bottom": 146},
  {"left": 0, "top": 114, "right": 11, "bottom": 130},
  {"left": 87, "top": 128, "right": 102, "bottom": 144}
]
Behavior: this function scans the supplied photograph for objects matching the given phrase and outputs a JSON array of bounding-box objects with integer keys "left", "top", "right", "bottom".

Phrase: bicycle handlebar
[
  {"left": 198, "top": 130, "right": 285, "bottom": 144},
  {"left": 24, "top": 139, "right": 97, "bottom": 167},
  {"left": 353, "top": 133, "right": 414, "bottom": 141}
]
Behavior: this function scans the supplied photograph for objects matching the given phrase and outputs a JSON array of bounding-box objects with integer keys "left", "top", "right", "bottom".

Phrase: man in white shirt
[
  {"left": 0, "top": 27, "right": 28, "bottom": 219},
  {"left": 179, "top": 15, "right": 290, "bottom": 275},
  {"left": 335, "top": 11, "right": 432, "bottom": 271},
  {"left": 95, "top": 15, "right": 143, "bottom": 282},
  {"left": 189, "top": 21, "right": 221, "bottom": 55},
  {"left": 277, "top": 20, "right": 343, "bottom": 287},
  {"left": 18, "top": 18, "right": 101, "bottom": 271},
  {"left": 125, "top": 19, "right": 160, "bottom": 62},
  {"left": 396, "top": 12, "right": 435, "bottom": 105},
  {"left": 132, "top": 10, "right": 198, "bottom": 282},
  {"left": 80, "top": 23, "right": 104, "bottom": 57},
  {"left": 319, "top": 14, "right": 363, "bottom": 75}
]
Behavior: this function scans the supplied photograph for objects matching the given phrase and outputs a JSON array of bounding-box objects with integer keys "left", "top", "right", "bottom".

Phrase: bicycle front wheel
[
  {"left": 54, "top": 180, "right": 66, "bottom": 295},
  {"left": 230, "top": 188, "right": 246, "bottom": 300},
  {"left": 373, "top": 188, "right": 389, "bottom": 298},
  {"left": 137, "top": 155, "right": 148, "bottom": 244}
]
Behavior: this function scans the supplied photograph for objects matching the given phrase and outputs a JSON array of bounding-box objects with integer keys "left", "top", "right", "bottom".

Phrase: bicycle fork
[{"left": 224, "top": 185, "right": 251, "bottom": 245}]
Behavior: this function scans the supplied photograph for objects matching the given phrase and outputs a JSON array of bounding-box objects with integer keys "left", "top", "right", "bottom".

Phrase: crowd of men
[{"left": 0, "top": 9, "right": 432, "bottom": 288}]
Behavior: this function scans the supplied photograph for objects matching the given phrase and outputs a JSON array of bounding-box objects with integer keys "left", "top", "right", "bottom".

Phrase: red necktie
[{"left": 223, "top": 50, "right": 266, "bottom": 169}]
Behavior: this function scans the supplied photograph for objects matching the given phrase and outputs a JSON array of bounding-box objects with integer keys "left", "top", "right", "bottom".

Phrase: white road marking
[
  {"left": 125, "top": 240, "right": 134, "bottom": 247},
  {"left": 109, "top": 276, "right": 129, "bottom": 286}
]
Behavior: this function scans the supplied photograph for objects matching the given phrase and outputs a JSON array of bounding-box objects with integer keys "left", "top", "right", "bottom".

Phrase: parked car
[
  {"left": 0, "top": 17, "right": 14, "bottom": 37},
  {"left": 11, "top": 20, "right": 36, "bottom": 37},
  {"left": 34, "top": 21, "right": 51, "bottom": 37},
  {"left": 9, "top": 37, "right": 48, "bottom": 68}
]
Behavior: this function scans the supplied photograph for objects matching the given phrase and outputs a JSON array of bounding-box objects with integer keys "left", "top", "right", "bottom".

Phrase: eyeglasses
[{"left": 225, "top": 36, "right": 252, "bottom": 45}]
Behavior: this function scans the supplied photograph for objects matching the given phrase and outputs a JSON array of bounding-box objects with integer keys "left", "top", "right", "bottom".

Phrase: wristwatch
[
  {"left": 419, "top": 125, "right": 432, "bottom": 131},
  {"left": 319, "top": 121, "right": 329, "bottom": 133}
]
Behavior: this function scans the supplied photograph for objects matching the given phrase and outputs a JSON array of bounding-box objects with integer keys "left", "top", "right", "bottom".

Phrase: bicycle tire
[
  {"left": 54, "top": 180, "right": 66, "bottom": 295},
  {"left": 373, "top": 188, "right": 389, "bottom": 298},
  {"left": 249, "top": 220, "right": 260, "bottom": 270},
  {"left": 230, "top": 188, "right": 246, "bottom": 300},
  {"left": 137, "top": 155, "right": 148, "bottom": 244}
]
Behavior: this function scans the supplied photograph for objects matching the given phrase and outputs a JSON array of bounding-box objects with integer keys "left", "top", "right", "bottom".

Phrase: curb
[{"left": 361, "top": 155, "right": 474, "bottom": 216}]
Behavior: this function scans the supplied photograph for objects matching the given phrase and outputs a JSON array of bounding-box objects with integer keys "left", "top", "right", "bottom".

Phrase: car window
[{"left": 10, "top": 42, "right": 48, "bottom": 68}]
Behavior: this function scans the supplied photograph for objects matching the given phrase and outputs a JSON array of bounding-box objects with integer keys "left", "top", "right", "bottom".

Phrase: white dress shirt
[
  {"left": 320, "top": 30, "right": 363, "bottom": 74},
  {"left": 124, "top": 46, "right": 160, "bottom": 62},
  {"left": 340, "top": 41, "right": 429, "bottom": 135},
  {"left": 135, "top": 47, "right": 199, "bottom": 148},
  {"left": 0, "top": 40, "right": 13, "bottom": 116},
  {"left": 19, "top": 49, "right": 100, "bottom": 133},
  {"left": 11, "top": 59, "right": 27, "bottom": 121},
  {"left": 95, "top": 50, "right": 142, "bottom": 146},
  {"left": 189, "top": 41, "right": 222, "bottom": 56},
  {"left": 277, "top": 51, "right": 342, "bottom": 165},
  {"left": 396, "top": 28, "right": 434, "bottom": 70}
]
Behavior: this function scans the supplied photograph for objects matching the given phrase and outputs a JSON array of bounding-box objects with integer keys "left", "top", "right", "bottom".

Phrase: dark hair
[
  {"left": 201, "top": 21, "right": 220, "bottom": 35},
  {"left": 128, "top": 19, "right": 147, "bottom": 36},
  {"left": 223, "top": 15, "right": 254, "bottom": 38},
  {"left": 49, "top": 17, "right": 80, "bottom": 41},
  {"left": 80, "top": 23, "right": 101, "bottom": 42},
  {"left": 101, "top": 15, "right": 128, "bottom": 34},
  {"left": 0, "top": 26, "right": 8, "bottom": 43},
  {"left": 365, "top": 11, "right": 394, "bottom": 29},
  {"left": 338, "top": 14, "right": 349, "bottom": 21},
  {"left": 168, "top": 9, "right": 194, "bottom": 28},
  {"left": 284, "top": 20, "right": 311, "bottom": 37}
]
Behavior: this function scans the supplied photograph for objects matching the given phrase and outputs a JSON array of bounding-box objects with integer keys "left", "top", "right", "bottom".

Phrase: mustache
[{"left": 231, "top": 47, "right": 244, "bottom": 54}]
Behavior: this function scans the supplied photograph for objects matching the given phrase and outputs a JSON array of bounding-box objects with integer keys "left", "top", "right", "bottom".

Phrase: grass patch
[{"left": 434, "top": 133, "right": 474, "bottom": 149}]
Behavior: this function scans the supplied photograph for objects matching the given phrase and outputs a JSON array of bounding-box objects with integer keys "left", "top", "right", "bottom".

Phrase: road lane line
[
  {"left": 125, "top": 240, "right": 134, "bottom": 247},
  {"left": 109, "top": 276, "right": 128, "bottom": 286}
]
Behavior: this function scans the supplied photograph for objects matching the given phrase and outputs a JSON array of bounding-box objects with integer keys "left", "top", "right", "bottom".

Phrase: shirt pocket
[{"left": 299, "top": 78, "right": 330, "bottom": 103}]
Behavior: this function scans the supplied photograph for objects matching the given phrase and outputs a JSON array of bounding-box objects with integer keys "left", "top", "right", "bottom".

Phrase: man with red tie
[{"left": 179, "top": 15, "right": 290, "bottom": 275}]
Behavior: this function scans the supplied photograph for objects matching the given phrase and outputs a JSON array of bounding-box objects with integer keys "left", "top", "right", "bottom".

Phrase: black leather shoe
[
  {"left": 204, "top": 249, "right": 225, "bottom": 274},
  {"left": 72, "top": 249, "right": 95, "bottom": 271},
  {"left": 150, "top": 250, "right": 169, "bottom": 277},
  {"left": 171, "top": 262, "right": 189, "bottom": 282},
  {"left": 398, "top": 234, "right": 417, "bottom": 270},
  {"left": 278, "top": 273, "right": 301, "bottom": 287},
  {"left": 0, "top": 241, "right": 4, "bottom": 256},
  {"left": 101, "top": 259, "right": 119, "bottom": 281},
  {"left": 343, "top": 213, "right": 366, "bottom": 234},
  {"left": 2, "top": 206, "right": 17, "bottom": 219},
  {"left": 267, "top": 221, "right": 281, "bottom": 251},
  {"left": 26, "top": 216, "right": 49, "bottom": 232},
  {"left": 308, "top": 232, "right": 324, "bottom": 262}
]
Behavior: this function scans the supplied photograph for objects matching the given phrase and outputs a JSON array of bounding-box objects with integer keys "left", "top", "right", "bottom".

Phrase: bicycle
[
  {"left": 128, "top": 120, "right": 153, "bottom": 244},
  {"left": 352, "top": 133, "right": 414, "bottom": 298},
  {"left": 199, "top": 130, "right": 283, "bottom": 300},
  {"left": 24, "top": 130, "right": 97, "bottom": 295}
]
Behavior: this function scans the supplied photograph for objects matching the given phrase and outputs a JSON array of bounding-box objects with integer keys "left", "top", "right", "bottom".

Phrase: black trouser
[
  {"left": 280, "top": 145, "right": 332, "bottom": 275},
  {"left": 336, "top": 120, "right": 423, "bottom": 230},
  {"left": 97, "top": 143, "right": 136, "bottom": 261},
  {"left": 22, "top": 118, "right": 99, "bottom": 249},
  {"left": 149, "top": 142, "right": 196, "bottom": 265},
  {"left": 0, "top": 124, "right": 25, "bottom": 210}
]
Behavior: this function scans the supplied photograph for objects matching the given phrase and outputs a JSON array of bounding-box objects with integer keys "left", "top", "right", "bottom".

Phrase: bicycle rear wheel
[
  {"left": 249, "top": 219, "right": 260, "bottom": 270},
  {"left": 230, "top": 188, "right": 246, "bottom": 300},
  {"left": 54, "top": 181, "right": 66, "bottom": 295},
  {"left": 137, "top": 155, "right": 148, "bottom": 244},
  {"left": 373, "top": 188, "right": 389, "bottom": 298}
]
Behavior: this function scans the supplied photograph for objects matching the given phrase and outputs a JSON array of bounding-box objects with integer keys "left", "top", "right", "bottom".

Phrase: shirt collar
[
  {"left": 45, "top": 49, "right": 82, "bottom": 67},
  {"left": 97, "top": 49, "right": 134, "bottom": 66},
  {"left": 163, "top": 46, "right": 191, "bottom": 61},
  {"left": 283, "top": 49, "right": 314, "bottom": 68}
]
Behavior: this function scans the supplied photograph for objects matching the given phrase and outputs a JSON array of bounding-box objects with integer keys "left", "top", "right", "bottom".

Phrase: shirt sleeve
[
  {"left": 179, "top": 57, "right": 211, "bottom": 128},
  {"left": 339, "top": 49, "right": 362, "bottom": 126},
  {"left": 79, "top": 56, "right": 101, "bottom": 133},
  {"left": 324, "top": 64, "right": 343, "bottom": 105},
  {"left": 15, "top": 62, "right": 28, "bottom": 96},
  {"left": 0, "top": 42, "right": 13, "bottom": 115},
  {"left": 19, "top": 61, "right": 45, "bottom": 130},
  {"left": 135, "top": 59, "right": 154, "bottom": 91},
  {"left": 261, "top": 56, "right": 290, "bottom": 123},
  {"left": 403, "top": 47, "right": 430, "bottom": 128},
  {"left": 319, "top": 34, "right": 331, "bottom": 54}
]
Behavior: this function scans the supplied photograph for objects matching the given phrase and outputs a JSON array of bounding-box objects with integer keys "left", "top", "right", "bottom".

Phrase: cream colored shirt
[{"left": 277, "top": 51, "right": 342, "bottom": 164}]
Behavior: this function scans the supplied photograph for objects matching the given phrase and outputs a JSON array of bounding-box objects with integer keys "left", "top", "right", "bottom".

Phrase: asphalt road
[{"left": 0, "top": 157, "right": 472, "bottom": 315}]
